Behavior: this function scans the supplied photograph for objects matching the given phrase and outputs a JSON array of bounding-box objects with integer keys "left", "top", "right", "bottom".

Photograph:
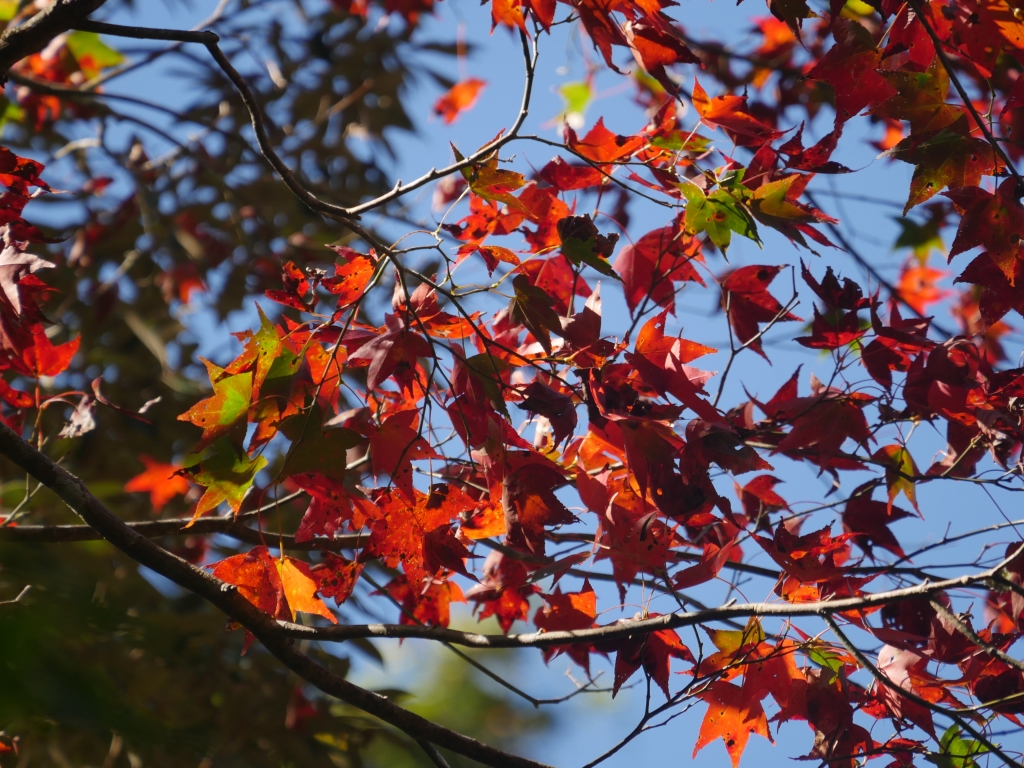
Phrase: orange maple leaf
[
  {"left": 124, "top": 456, "right": 191, "bottom": 512},
  {"left": 896, "top": 260, "right": 949, "bottom": 315},
  {"left": 364, "top": 483, "right": 477, "bottom": 577},
  {"left": 694, "top": 681, "right": 773, "bottom": 767},
  {"left": 210, "top": 546, "right": 336, "bottom": 624},
  {"left": 433, "top": 78, "right": 486, "bottom": 124},
  {"left": 277, "top": 557, "right": 338, "bottom": 623}
]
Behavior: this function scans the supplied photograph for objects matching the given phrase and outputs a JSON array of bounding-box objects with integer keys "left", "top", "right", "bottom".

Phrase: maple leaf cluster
[{"left": 0, "top": 148, "right": 78, "bottom": 427}]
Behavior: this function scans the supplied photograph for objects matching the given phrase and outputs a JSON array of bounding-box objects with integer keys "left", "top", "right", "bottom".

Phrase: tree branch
[
  {"left": 929, "top": 599, "right": 1024, "bottom": 674},
  {"left": 0, "top": 513, "right": 367, "bottom": 550},
  {"left": 0, "top": 584, "right": 31, "bottom": 605},
  {"left": 0, "top": 420, "right": 551, "bottom": 768},
  {"left": 67, "top": 19, "right": 537, "bottom": 224},
  {"left": 74, "top": 19, "right": 217, "bottom": 44},
  {"left": 0, "top": 0, "right": 108, "bottom": 78},
  {"left": 276, "top": 568, "right": 1009, "bottom": 649},
  {"left": 803, "top": 190, "right": 956, "bottom": 338}
]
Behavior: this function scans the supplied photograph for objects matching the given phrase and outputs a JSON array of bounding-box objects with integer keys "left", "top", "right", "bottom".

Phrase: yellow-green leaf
[{"left": 66, "top": 31, "right": 125, "bottom": 80}]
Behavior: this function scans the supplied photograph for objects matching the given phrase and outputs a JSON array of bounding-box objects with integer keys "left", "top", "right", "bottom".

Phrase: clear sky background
[{"left": 31, "top": 0, "right": 1024, "bottom": 765}]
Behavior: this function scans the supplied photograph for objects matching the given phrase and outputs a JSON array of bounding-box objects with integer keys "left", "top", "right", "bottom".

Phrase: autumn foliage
[{"left": 3, "top": 0, "right": 1024, "bottom": 766}]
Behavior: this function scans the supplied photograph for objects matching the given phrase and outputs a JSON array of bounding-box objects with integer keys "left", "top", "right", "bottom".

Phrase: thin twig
[{"left": 0, "top": 585, "right": 31, "bottom": 605}]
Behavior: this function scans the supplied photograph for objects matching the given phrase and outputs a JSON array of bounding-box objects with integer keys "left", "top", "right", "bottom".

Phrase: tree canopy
[{"left": 2, "top": 0, "right": 1024, "bottom": 766}]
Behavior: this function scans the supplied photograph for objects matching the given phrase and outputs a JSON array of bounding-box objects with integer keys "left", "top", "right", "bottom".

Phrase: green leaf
[
  {"left": 452, "top": 142, "right": 529, "bottom": 214},
  {"left": 808, "top": 644, "right": 845, "bottom": 682},
  {"left": 561, "top": 236, "right": 619, "bottom": 277},
  {"left": 177, "top": 360, "right": 254, "bottom": 450},
  {"left": 924, "top": 725, "right": 989, "bottom": 768},
  {"left": 705, "top": 618, "right": 766, "bottom": 654},
  {"left": 66, "top": 31, "right": 124, "bottom": 80},
  {"left": 193, "top": 444, "right": 268, "bottom": 516},
  {"left": 559, "top": 81, "right": 592, "bottom": 122},
  {"left": 278, "top": 404, "right": 364, "bottom": 482},
  {"left": 0, "top": 93, "right": 23, "bottom": 131},
  {"left": 225, "top": 304, "right": 282, "bottom": 396},
  {"left": 681, "top": 182, "right": 759, "bottom": 254},
  {"left": 556, "top": 214, "right": 621, "bottom": 279},
  {"left": 882, "top": 116, "right": 1000, "bottom": 214},
  {"left": 649, "top": 132, "right": 712, "bottom": 153},
  {"left": 893, "top": 216, "right": 945, "bottom": 261}
]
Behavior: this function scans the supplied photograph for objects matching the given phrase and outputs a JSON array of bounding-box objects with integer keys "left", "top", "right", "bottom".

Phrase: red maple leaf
[
  {"left": 954, "top": 251, "right": 1024, "bottom": 329},
  {"left": 895, "top": 260, "right": 949, "bottom": 316},
  {"left": 673, "top": 539, "right": 737, "bottom": 589},
  {"left": 594, "top": 614, "right": 694, "bottom": 697},
  {"left": 466, "top": 550, "right": 538, "bottom": 632},
  {"left": 735, "top": 474, "right": 788, "bottom": 522},
  {"left": 310, "top": 553, "right": 364, "bottom": 605},
  {"left": 720, "top": 265, "right": 799, "bottom": 360},
  {"left": 623, "top": 19, "right": 698, "bottom": 93},
  {"left": 534, "top": 579, "right": 598, "bottom": 670},
  {"left": 537, "top": 156, "right": 605, "bottom": 191},
  {"left": 534, "top": 579, "right": 597, "bottom": 632},
  {"left": 614, "top": 217, "right": 705, "bottom": 314},
  {"left": 265, "top": 260, "right": 315, "bottom": 311},
  {"left": 397, "top": 282, "right": 478, "bottom": 338},
  {"left": 762, "top": 374, "right": 873, "bottom": 465},
  {"left": 755, "top": 524, "right": 853, "bottom": 583},
  {"left": 501, "top": 452, "right": 575, "bottom": 555},
  {"left": 513, "top": 255, "right": 591, "bottom": 316},
  {"left": 386, "top": 573, "right": 465, "bottom": 627},
  {"left": 348, "top": 314, "right": 433, "bottom": 392},
  {"left": 366, "top": 409, "right": 441, "bottom": 503},
  {"left": 806, "top": 18, "right": 896, "bottom": 124},
  {"left": 842, "top": 485, "right": 914, "bottom": 558},
  {"left": 9, "top": 323, "right": 79, "bottom": 378},
  {"left": 565, "top": 118, "right": 647, "bottom": 164},
  {"left": 210, "top": 547, "right": 336, "bottom": 625},
  {"left": 322, "top": 246, "right": 376, "bottom": 308},
  {"left": 945, "top": 179, "right": 1024, "bottom": 283},
  {"left": 692, "top": 77, "right": 783, "bottom": 146}
]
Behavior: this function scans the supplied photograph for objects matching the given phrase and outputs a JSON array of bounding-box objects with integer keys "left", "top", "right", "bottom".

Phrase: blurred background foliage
[{"left": 0, "top": 537, "right": 548, "bottom": 766}]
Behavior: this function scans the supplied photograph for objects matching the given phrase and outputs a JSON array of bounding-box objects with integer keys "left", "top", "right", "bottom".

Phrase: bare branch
[
  {"left": 74, "top": 19, "right": 218, "bottom": 44},
  {"left": 0, "top": 0, "right": 107, "bottom": 78},
  {"left": 343, "top": 28, "right": 538, "bottom": 216},
  {"left": 278, "top": 568, "right": 1010, "bottom": 649},
  {"left": 803, "top": 190, "right": 956, "bottom": 338},
  {"left": 0, "top": 584, "right": 31, "bottom": 605},
  {"left": 418, "top": 741, "right": 452, "bottom": 768},
  {"left": 67, "top": 19, "right": 538, "bottom": 225}
]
